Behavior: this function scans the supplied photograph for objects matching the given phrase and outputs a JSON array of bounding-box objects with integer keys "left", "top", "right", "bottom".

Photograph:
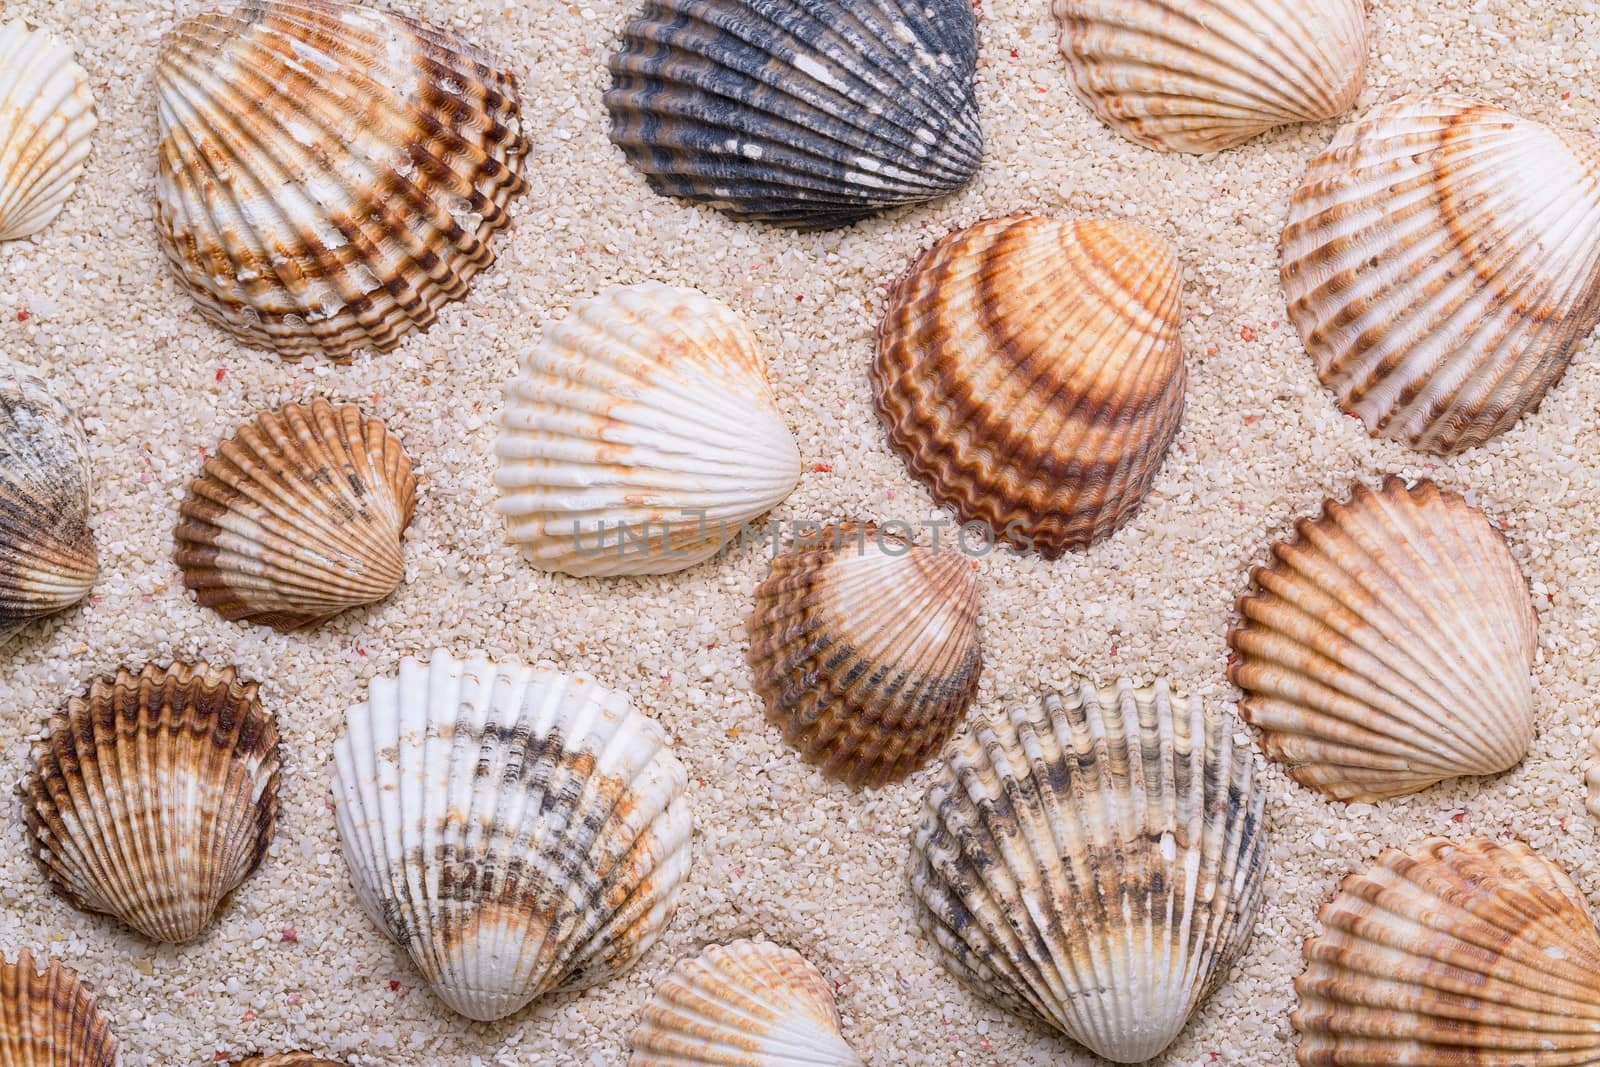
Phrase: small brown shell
[
  {"left": 0, "top": 950, "right": 118, "bottom": 1067},
  {"left": 174, "top": 399, "right": 417, "bottom": 630},
  {"left": 232, "top": 1057, "right": 346, "bottom": 1067}
]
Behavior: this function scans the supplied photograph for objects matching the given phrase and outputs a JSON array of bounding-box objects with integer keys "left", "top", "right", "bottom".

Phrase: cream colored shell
[
  {"left": 0, "top": 21, "right": 97, "bottom": 241},
  {"left": 1585, "top": 728, "right": 1600, "bottom": 822}
]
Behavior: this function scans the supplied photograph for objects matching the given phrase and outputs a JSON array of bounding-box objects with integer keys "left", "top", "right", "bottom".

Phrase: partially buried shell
[
  {"left": 746, "top": 522, "right": 981, "bottom": 787},
  {"left": 1584, "top": 729, "right": 1600, "bottom": 822},
  {"left": 605, "top": 0, "right": 981, "bottom": 228},
  {"left": 155, "top": 0, "right": 529, "bottom": 360},
  {"left": 910, "top": 678, "right": 1269, "bottom": 1063},
  {"left": 874, "top": 215, "right": 1185, "bottom": 558},
  {"left": 1282, "top": 93, "right": 1600, "bottom": 453},
  {"left": 1053, "top": 0, "right": 1367, "bottom": 153},
  {"left": 496, "top": 282, "right": 801, "bottom": 578},
  {"left": 22, "top": 662, "right": 282, "bottom": 943},
  {"left": 1294, "top": 837, "right": 1600, "bottom": 1066},
  {"left": 0, "top": 22, "right": 97, "bottom": 241},
  {"left": 332, "top": 650, "right": 693, "bottom": 1021},
  {"left": 174, "top": 399, "right": 417, "bottom": 631},
  {"left": 0, "top": 950, "right": 118, "bottom": 1067},
  {"left": 1228, "top": 476, "right": 1537, "bottom": 802},
  {"left": 0, "top": 367, "right": 97, "bottom": 641},
  {"left": 232, "top": 1057, "right": 345, "bottom": 1066},
  {"left": 630, "top": 940, "right": 863, "bottom": 1067}
]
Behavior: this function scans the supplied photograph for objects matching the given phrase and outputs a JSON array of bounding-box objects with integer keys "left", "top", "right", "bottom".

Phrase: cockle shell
[
  {"left": 0, "top": 950, "right": 118, "bottom": 1067},
  {"left": 910, "top": 678, "right": 1269, "bottom": 1063},
  {"left": 174, "top": 399, "right": 417, "bottom": 631},
  {"left": 874, "top": 215, "right": 1186, "bottom": 558},
  {"left": 630, "top": 940, "right": 863, "bottom": 1067},
  {"left": 496, "top": 283, "right": 801, "bottom": 577},
  {"left": 1228, "top": 476, "right": 1537, "bottom": 802},
  {"left": 155, "top": 0, "right": 529, "bottom": 360},
  {"left": 22, "top": 662, "right": 282, "bottom": 943},
  {"left": 746, "top": 522, "right": 982, "bottom": 787},
  {"left": 605, "top": 0, "right": 982, "bottom": 228},
  {"left": 233, "top": 1057, "right": 345, "bottom": 1066},
  {"left": 332, "top": 650, "right": 693, "bottom": 1021},
  {"left": 0, "top": 22, "right": 97, "bottom": 241},
  {"left": 0, "top": 367, "right": 97, "bottom": 641},
  {"left": 1052, "top": 0, "right": 1367, "bottom": 153},
  {"left": 1294, "top": 837, "right": 1600, "bottom": 1066},
  {"left": 1282, "top": 94, "right": 1600, "bottom": 453},
  {"left": 1584, "top": 728, "right": 1600, "bottom": 822}
]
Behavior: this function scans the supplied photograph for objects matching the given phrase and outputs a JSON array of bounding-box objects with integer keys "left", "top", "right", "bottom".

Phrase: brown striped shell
[
  {"left": 0, "top": 950, "right": 118, "bottom": 1067},
  {"left": 873, "top": 215, "right": 1186, "bottom": 558},
  {"left": 174, "top": 399, "right": 417, "bottom": 631},
  {"left": 232, "top": 1057, "right": 346, "bottom": 1067},
  {"left": 746, "top": 522, "right": 982, "bottom": 787}
]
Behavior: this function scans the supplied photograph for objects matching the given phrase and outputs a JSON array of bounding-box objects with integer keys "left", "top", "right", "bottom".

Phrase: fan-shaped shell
[
  {"left": 0, "top": 950, "right": 118, "bottom": 1067},
  {"left": 605, "top": 0, "right": 981, "bottom": 229},
  {"left": 0, "top": 367, "right": 97, "bottom": 641},
  {"left": 1052, "top": 0, "right": 1367, "bottom": 153},
  {"left": 22, "top": 662, "right": 283, "bottom": 944},
  {"left": 874, "top": 215, "right": 1186, "bottom": 558},
  {"left": 332, "top": 650, "right": 693, "bottom": 1021},
  {"left": 1282, "top": 94, "right": 1600, "bottom": 453},
  {"left": 910, "top": 678, "right": 1270, "bottom": 1063},
  {"left": 154, "top": 0, "right": 529, "bottom": 360},
  {"left": 1294, "top": 837, "right": 1600, "bottom": 1066},
  {"left": 232, "top": 1057, "right": 345, "bottom": 1066},
  {"left": 1228, "top": 476, "right": 1537, "bottom": 802},
  {"left": 496, "top": 282, "right": 801, "bottom": 577},
  {"left": 746, "top": 522, "right": 982, "bottom": 787},
  {"left": 630, "top": 940, "right": 863, "bottom": 1067},
  {"left": 174, "top": 399, "right": 417, "bottom": 631},
  {"left": 0, "top": 22, "right": 97, "bottom": 241}
]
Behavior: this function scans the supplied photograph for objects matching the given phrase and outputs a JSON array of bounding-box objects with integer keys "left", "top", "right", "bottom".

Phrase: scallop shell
[
  {"left": 496, "top": 283, "right": 801, "bottom": 577},
  {"left": 874, "top": 215, "right": 1185, "bottom": 558},
  {"left": 1052, "top": 0, "right": 1367, "bottom": 153},
  {"left": 155, "top": 0, "right": 529, "bottom": 360},
  {"left": 1294, "top": 837, "right": 1600, "bottom": 1066},
  {"left": 1282, "top": 93, "right": 1600, "bottom": 453},
  {"left": 630, "top": 940, "right": 863, "bottom": 1067},
  {"left": 1228, "top": 476, "right": 1537, "bottom": 802},
  {"left": 746, "top": 522, "right": 982, "bottom": 787},
  {"left": 0, "top": 367, "right": 97, "bottom": 641},
  {"left": 332, "top": 650, "right": 693, "bottom": 1021},
  {"left": 0, "top": 950, "right": 118, "bottom": 1067},
  {"left": 0, "top": 22, "right": 97, "bottom": 241},
  {"left": 232, "top": 1057, "right": 345, "bottom": 1067},
  {"left": 174, "top": 399, "right": 417, "bottom": 631},
  {"left": 910, "top": 678, "right": 1269, "bottom": 1063},
  {"left": 22, "top": 662, "right": 282, "bottom": 944},
  {"left": 605, "top": 0, "right": 981, "bottom": 229}
]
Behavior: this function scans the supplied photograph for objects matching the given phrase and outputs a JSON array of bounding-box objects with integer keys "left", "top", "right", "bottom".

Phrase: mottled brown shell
[
  {"left": 0, "top": 950, "right": 118, "bottom": 1067},
  {"left": 233, "top": 1056, "right": 346, "bottom": 1067}
]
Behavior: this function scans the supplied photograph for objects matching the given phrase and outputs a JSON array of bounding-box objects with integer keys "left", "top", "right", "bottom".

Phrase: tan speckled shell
[
  {"left": 1228, "top": 477, "right": 1536, "bottom": 802},
  {"left": 910, "top": 678, "right": 1269, "bottom": 1063},
  {"left": 232, "top": 1056, "right": 345, "bottom": 1067},
  {"left": 0, "top": 21, "right": 97, "bottom": 241},
  {"left": 0, "top": 950, "right": 118, "bottom": 1067},
  {"left": 155, "top": 0, "right": 529, "bottom": 360},
  {"left": 1282, "top": 94, "right": 1600, "bottom": 453},
  {"left": 630, "top": 940, "right": 862, "bottom": 1067},
  {"left": 746, "top": 522, "right": 982, "bottom": 787},
  {"left": 22, "top": 662, "right": 283, "bottom": 944},
  {"left": 873, "top": 215, "right": 1185, "bottom": 558},
  {"left": 1294, "top": 837, "right": 1600, "bottom": 1066},
  {"left": 174, "top": 399, "right": 417, "bottom": 631}
]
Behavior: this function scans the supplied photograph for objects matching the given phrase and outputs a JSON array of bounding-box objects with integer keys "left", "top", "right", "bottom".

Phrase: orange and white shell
[
  {"left": 0, "top": 21, "right": 97, "bottom": 241},
  {"left": 0, "top": 950, "right": 118, "bottom": 1067},
  {"left": 232, "top": 1057, "right": 345, "bottom": 1066}
]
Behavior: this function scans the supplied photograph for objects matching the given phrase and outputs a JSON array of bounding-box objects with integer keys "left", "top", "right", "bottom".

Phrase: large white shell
[
  {"left": 1585, "top": 728, "right": 1600, "bottom": 822},
  {"left": 496, "top": 282, "right": 802, "bottom": 577},
  {"left": 0, "top": 22, "right": 97, "bottom": 241},
  {"left": 332, "top": 650, "right": 693, "bottom": 1021}
]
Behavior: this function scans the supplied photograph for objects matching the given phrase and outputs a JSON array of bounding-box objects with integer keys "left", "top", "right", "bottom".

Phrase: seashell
[
  {"left": 332, "top": 650, "right": 693, "bottom": 1021},
  {"left": 0, "top": 22, "right": 97, "bottom": 241},
  {"left": 1585, "top": 729, "right": 1600, "bottom": 822},
  {"left": 0, "top": 367, "right": 97, "bottom": 641},
  {"left": 1052, "top": 0, "right": 1367, "bottom": 154},
  {"left": 1282, "top": 93, "right": 1600, "bottom": 453},
  {"left": 910, "top": 678, "right": 1269, "bottom": 1063},
  {"left": 174, "top": 399, "right": 417, "bottom": 631},
  {"left": 496, "top": 282, "right": 801, "bottom": 577},
  {"left": 746, "top": 522, "right": 981, "bottom": 787},
  {"left": 22, "top": 662, "right": 282, "bottom": 944},
  {"left": 155, "top": 0, "right": 529, "bottom": 361},
  {"left": 0, "top": 950, "right": 118, "bottom": 1067},
  {"left": 874, "top": 215, "right": 1185, "bottom": 558},
  {"left": 605, "top": 0, "right": 981, "bottom": 229},
  {"left": 1228, "top": 476, "right": 1536, "bottom": 802},
  {"left": 232, "top": 1057, "right": 345, "bottom": 1067},
  {"left": 1294, "top": 836, "right": 1600, "bottom": 1066},
  {"left": 630, "top": 940, "right": 863, "bottom": 1067}
]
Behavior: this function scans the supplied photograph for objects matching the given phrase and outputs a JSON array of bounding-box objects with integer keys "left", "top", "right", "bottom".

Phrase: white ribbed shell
[
  {"left": 0, "top": 21, "right": 96, "bottom": 241},
  {"left": 1585, "top": 729, "right": 1600, "bottom": 822}
]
